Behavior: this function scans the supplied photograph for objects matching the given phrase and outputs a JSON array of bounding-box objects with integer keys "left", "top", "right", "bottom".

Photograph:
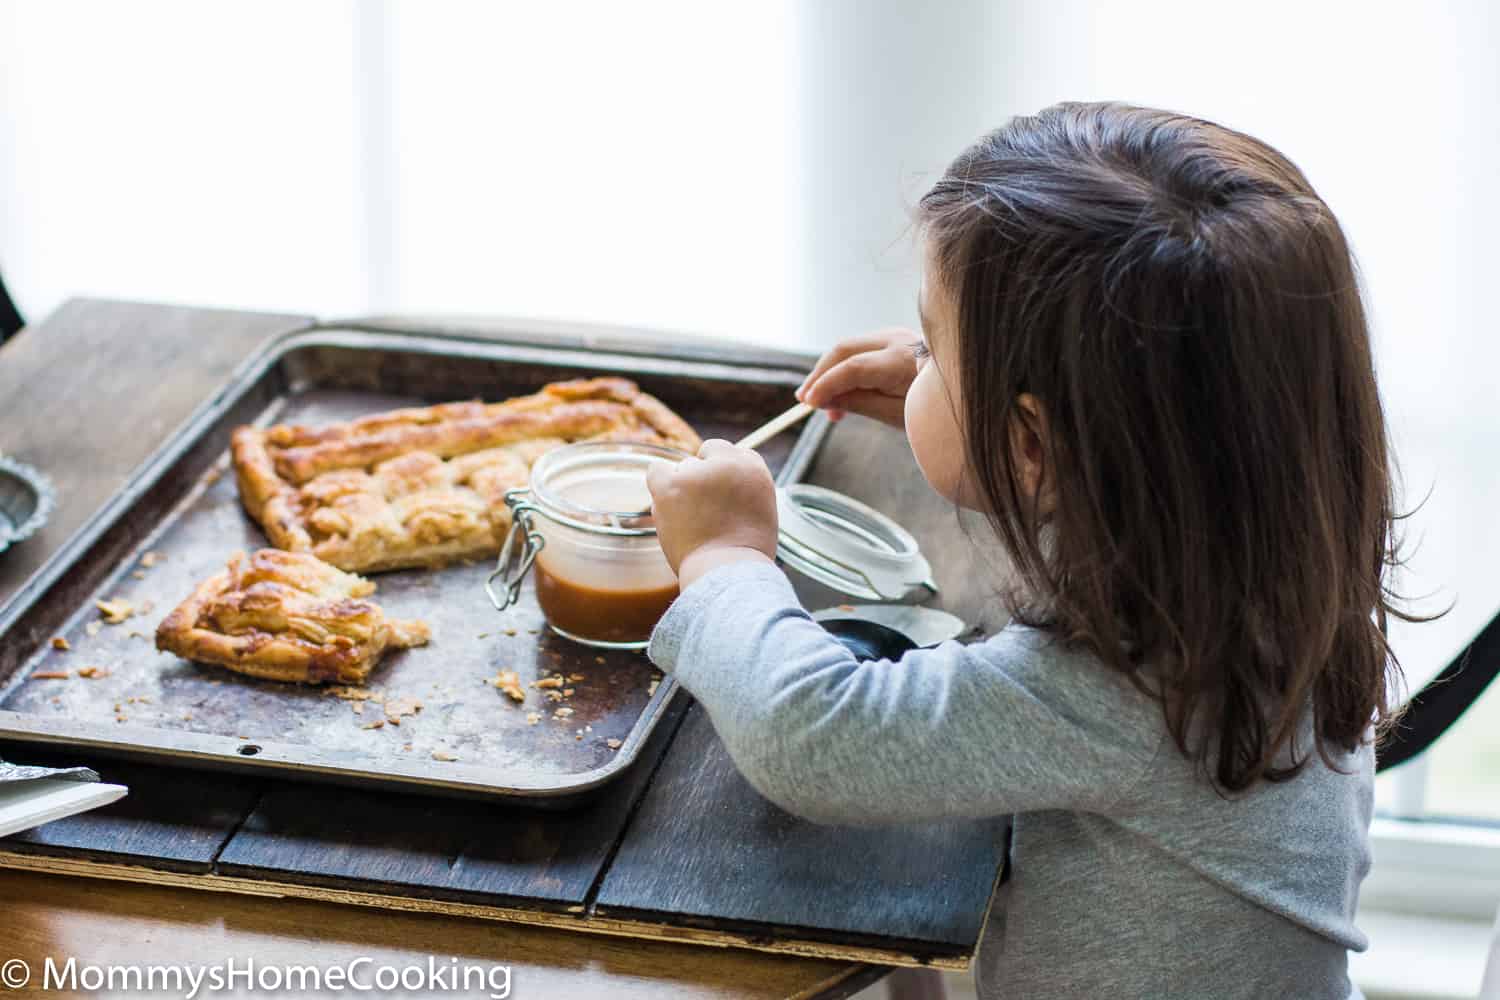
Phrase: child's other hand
[
  {"left": 795, "top": 327, "right": 922, "bottom": 429},
  {"left": 646, "top": 439, "right": 778, "bottom": 588}
]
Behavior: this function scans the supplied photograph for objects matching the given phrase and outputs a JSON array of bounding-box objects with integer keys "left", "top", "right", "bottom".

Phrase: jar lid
[
  {"left": 528, "top": 441, "right": 689, "bottom": 535},
  {"left": 0, "top": 456, "right": 54, "bottom": 556},
  {"left": 774, "top": 484, "right": 936, "bottom": 602}
]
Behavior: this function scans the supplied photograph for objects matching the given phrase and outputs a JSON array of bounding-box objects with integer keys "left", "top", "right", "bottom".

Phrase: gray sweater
[{"left": 647, "top": 559, "right": 1372, "bottom": 1000}]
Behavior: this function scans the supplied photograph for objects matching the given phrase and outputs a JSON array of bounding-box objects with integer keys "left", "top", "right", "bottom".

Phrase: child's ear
[{"left": 1009, "top": 393, "right": 1056, "bottom": 518}]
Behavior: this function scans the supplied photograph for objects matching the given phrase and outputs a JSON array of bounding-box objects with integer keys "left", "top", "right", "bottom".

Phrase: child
[{"left": 644, "top": 102, "right": 1397, "bottom": 1000}]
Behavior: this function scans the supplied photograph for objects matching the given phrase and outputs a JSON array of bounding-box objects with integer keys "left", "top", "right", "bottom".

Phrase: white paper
[{"left": 0, "top": 777, "right": 128, "bottom": 838}]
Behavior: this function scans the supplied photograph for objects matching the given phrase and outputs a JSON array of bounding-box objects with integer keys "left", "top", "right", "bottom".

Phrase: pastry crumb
[
  {"left": 431, "top": 749, "right": 459, "bottom": 762},
  {"left": 384, "top": 695, "right": 422, "bottom": 723},
  {"left": 327, "top": 686, "right": 380, "bottom": 701},
  {"left": 141, "top": 551, "right": 165, "bottom": 568},
  {"left": 594, "top": 656, "right": 606, "bottom": 665},
  {"left": 361, "top": 719, "right": 385, "bottom": 730},
  {"left": 562, "top": 687, "right": 574, "bottom": 697},
  {"left": 532, "top": 675, "right": 563, "bottom": 690},
  {"left": 606, "top": 738, "right": 622, "bottom": 749},
  {"left": 503, "top": 627, "right": 517, "bottom": 636},
  {"left": 131, "top": 570, "right": 147, "bottom": 580},
  {"left": 77, "top": 666, "right": 110, "bottom": 679},
  {"left": 553, "top": 706, "right": 575, "bottom": 719},
  {"left": 51, "top": 637, "right": 70, "bottom": 651},
  {"left": 567, "top": 673, "right": 585, "bottom": 682},
  {"left": 95, "top": 598, "right": 134, "bottom": 624},
  {"left": 31, "top": 670, "right": 70, "bottom": 680},
  {"left": 525, "top": 711, "right": 542, "bottom": 725},
  {"left": 85, "top": 621, "right": 103, "bottom": 637},
  {"left": 491, "top": 670, "right": 526, "bottom": 703}
]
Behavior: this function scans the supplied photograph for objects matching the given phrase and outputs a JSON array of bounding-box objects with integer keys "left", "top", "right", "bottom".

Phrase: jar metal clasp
[{"left": 485, "top": 487, "right": 545, "bottom": 611}]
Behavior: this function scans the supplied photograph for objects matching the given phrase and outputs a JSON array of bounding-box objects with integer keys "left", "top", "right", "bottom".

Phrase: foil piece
[{"left": 0, "top": 757, "right": 99, "bottom": 784}]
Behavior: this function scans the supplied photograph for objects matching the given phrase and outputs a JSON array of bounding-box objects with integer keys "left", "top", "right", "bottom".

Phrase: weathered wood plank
[
  {"left": 215, "top": 688, "right": 691, "bottom": 908},
  {"left": 0, "top": 742, "right": 262, "bottom": 871},
  {"left": 593, "top": 703, "right": 1007, "bottom": 956}
]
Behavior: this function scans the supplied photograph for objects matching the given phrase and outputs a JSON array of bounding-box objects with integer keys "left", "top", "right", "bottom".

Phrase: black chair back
[
  {"left": 0, "top": 271, "right": 24, "bottom": 342},
  {"left": 1378, "top": 607, "right": 1500, "bottom": 772}
]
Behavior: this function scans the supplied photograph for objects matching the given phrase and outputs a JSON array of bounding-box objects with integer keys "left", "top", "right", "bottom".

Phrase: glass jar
[{"left": 486, "top": 441, "right": 688, "bottom": 649}]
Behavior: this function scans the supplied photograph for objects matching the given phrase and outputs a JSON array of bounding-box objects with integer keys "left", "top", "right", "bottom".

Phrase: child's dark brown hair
[{"left": 918, "top": 101, "right": 1410, "bottom": 793}]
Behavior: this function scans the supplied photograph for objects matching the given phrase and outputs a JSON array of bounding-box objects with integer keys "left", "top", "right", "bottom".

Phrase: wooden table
[
  {"left": 0, "top": 300, "right": 1009, "bottom": 998},
  {"left": 5, "top": 868, "right": 884, "bottom": 999}
]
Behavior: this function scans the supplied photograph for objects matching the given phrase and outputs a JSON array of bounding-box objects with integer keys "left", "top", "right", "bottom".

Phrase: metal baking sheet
[{"left": 0, "top": 325, "right": 827, "bottom": 805}]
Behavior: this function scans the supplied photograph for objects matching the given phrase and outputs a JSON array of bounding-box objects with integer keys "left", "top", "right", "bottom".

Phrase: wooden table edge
[{"left": 0, "top": 849, "right": 971, "bottom": 973}]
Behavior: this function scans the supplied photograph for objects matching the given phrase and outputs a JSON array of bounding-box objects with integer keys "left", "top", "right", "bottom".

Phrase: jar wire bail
[{"left": 486, "top": 487, "right": 546, "bottom": 611}]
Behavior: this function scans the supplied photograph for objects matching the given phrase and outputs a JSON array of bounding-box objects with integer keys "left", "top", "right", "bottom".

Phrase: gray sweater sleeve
[{"left": 647, "top": 559, "right": 1163, "bottom": 827}]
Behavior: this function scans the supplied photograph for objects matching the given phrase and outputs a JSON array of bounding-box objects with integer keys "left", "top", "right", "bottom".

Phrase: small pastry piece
[
  {"left": 491, "top": 669, "right": 526, "bottom": 703},
  {"left": 230, "top": 376, "right": 701, "bottom": 573},
  {"left": 95, "top": 598, "right": 134, "bottom": 624},
  {"left": 155, "top": 549, "right": 429, "bottom": 685}
]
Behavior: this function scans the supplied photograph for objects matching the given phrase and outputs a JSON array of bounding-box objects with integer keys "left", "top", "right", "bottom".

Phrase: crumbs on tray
[{"left": 95, "top": 598, "right": 134, "bottom": 624}]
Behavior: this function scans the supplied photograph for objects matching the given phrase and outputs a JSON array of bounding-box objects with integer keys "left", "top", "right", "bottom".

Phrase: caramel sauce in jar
[
  {"left": 534, "top": 562, "right": 678, "bottom": 645},
  {"left": 527, "top": 455, "right": 681, "bottom": 647}
]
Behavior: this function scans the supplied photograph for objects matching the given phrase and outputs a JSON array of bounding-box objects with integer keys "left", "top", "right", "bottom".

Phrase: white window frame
[{"left": 1366, "top": 811, "right": 1500, "bottom": 922}]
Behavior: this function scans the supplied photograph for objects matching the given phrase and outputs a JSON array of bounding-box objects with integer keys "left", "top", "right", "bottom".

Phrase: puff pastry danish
[
  {"left": 230, "top": 376, "right": 701, "bottom": 573},
  {"left": 155, "top": 549, "right": 430, "bottom": 685}
]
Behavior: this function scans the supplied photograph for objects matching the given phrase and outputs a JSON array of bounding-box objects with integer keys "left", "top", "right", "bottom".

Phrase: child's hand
[
  {"left": 795, "top": 327, "right": 923, "bottom": 429},
  {"left": 646, "top": 439, "right": 779, "bottom": 588}
]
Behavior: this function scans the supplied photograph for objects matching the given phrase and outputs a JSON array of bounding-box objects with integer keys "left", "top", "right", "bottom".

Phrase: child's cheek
[{"left": 904, "top": 365, "right": 968, "bottom": 506}]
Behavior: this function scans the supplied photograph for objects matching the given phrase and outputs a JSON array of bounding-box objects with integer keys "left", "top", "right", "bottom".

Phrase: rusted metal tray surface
[{"left": 0, "top": 326, "right": 825, "bottom": 805}]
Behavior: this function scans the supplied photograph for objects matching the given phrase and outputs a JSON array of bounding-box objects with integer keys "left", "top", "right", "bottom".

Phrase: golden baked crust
[
  {"left": 230, "top": 376, "right": 701, "bottom": 573},
  {"left": 155, "top": 549, "right": 430, "bottom": 685}
]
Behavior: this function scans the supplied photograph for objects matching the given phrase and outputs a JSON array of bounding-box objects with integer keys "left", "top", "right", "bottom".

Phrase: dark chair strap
[
  {"left": 1377, "top": 607, "right": 1500, "bottom": 772},
  {"left": 0, "top": 271, "right": 24, "bottom": 342}
]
